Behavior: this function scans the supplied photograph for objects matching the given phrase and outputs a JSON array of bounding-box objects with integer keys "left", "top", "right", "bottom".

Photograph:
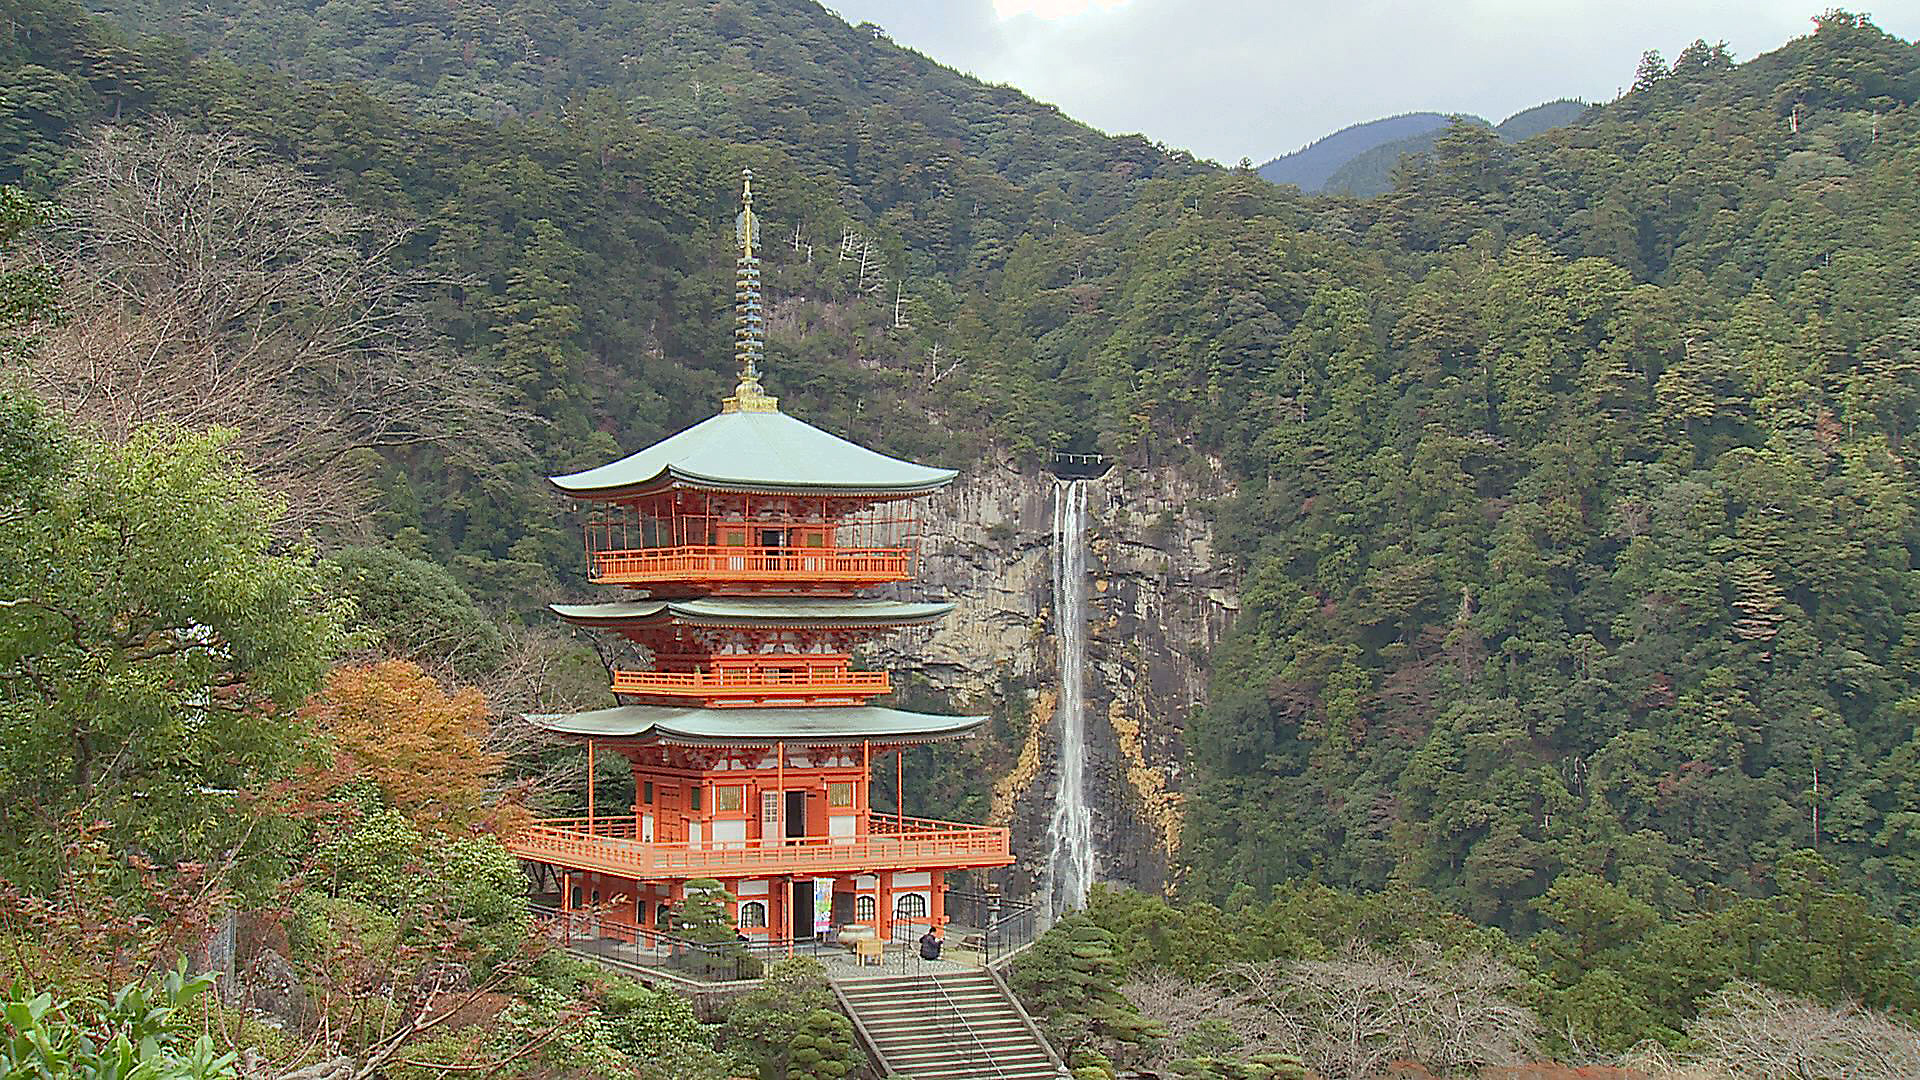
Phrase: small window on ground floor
[
  {"left": 855, "top": 894, "right": 875, "bottom": 922},
  {"left": 739, "top": 900, "right": 767, "bottom": 929},
  {"left": 894, "top": 892, "right": 927, "bottom": 920},
  {"left": 827, "top": 781, "right": 854, "bottom": 807}
]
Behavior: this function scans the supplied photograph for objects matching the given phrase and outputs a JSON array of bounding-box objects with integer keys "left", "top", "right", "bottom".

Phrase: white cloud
[
  {"left": 833, "top": 0, "right": 1920, "bottom": 164},
  {"left": 990, "top": 0, "right": 1131, "bottom": 19}
]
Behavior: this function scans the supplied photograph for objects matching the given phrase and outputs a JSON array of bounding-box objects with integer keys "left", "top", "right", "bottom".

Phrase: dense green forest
[{"left": 4, "top": 0, "right": 1920, "bottom": 1074}]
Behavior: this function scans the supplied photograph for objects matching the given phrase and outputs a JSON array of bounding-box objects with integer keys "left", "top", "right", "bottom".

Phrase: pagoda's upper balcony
[
  {"left": 612, "top": 654, "right": 891, "bottom": 707},
  {"left": 508, "top": 814, "right": 1012, "bottom": 879},
  {"left": 588, "top": 545, "right": 914, "bottom": 588}
]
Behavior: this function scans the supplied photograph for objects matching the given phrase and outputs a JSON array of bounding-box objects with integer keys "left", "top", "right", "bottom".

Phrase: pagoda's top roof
[
  {"left": 526, "top": 704, "right": 984, "bottom": 747},
  {"left": 551, "top": 598, "right": 953, "bottom": 629},
  {"left": 549, "top": 409, "right": 956, "bottom": 499}
]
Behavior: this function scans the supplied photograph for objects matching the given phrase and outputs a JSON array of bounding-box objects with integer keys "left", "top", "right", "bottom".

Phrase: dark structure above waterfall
[{"left": 1047, "top": 451, "right": 1114, "bottom": 479}]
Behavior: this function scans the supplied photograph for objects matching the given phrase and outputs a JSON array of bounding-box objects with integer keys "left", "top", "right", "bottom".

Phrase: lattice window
[
  {"left": 855, "top": 895, "right": 875, "bottom": 922},
  {"left": 894, "top": 893, "right": 927, "bottom": 920},
  {"left": 739, "top": 900, "right": 767, "bottom": 929}
]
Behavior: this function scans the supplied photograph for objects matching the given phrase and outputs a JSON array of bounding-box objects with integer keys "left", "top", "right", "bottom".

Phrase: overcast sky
[{"left": 823, "top": 1, "right": 1920, "bottom": 165}]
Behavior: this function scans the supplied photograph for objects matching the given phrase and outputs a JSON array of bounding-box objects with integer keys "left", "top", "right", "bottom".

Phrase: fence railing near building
[
  {"left": 531, "top": 903, "right": 815, "bottom": 983},
  {"left": 943, "top": 890, "right": 1038, "bottom": 966},
  {"left": 531, "top": 886, "right": 1040, "bottom": 982}
]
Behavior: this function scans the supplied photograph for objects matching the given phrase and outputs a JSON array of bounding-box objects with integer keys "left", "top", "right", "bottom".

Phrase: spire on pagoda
[{"left": 723, "top": 167, "right": 778, "bottom": 415}]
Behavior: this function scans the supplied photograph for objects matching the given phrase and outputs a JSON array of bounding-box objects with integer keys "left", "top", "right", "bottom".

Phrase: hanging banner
[{"left": 814, "top": 878, "right": 834, "bottom": 937}]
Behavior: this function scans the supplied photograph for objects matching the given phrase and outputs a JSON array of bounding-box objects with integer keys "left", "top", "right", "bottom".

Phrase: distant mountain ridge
[
  {"left": 1258, "top": 99, "right": 1590, "bottom": 195},
  {"left": 1255, "top": 112, "right": 1455, "bottom": 191}
]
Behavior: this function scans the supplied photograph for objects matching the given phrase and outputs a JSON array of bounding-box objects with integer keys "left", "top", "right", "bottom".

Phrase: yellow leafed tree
[{"left": 302, "top": 660, "right": 515, "bottom": 833}]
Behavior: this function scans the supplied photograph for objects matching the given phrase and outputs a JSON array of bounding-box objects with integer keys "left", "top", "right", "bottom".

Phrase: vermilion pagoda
[{"left": 509, "top": 171, "right": 1012, "bottom": 945}]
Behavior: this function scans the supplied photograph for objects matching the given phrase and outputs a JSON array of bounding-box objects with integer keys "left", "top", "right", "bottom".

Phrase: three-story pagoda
[{"left": 509, "top": 172, "right": 1012, "bottom": 947}]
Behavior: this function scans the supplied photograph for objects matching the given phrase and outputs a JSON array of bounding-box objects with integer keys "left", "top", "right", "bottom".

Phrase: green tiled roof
[
  {"left": 550, "top": 409, "right": 956, "bottom": 497},
  {"left": 549, "top": 598, "right": 953, "bottom": 629},
  {"left": 526, "top": 704, "right": 985, "bottom": 746}
]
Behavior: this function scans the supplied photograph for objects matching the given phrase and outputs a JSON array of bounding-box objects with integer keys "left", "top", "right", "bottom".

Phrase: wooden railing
[
  {"left": 509, "top": 816, "right": 1013, "bottom": 878},
  {"left": 611, "top": 666, "right": 891, "bottom": 703},
  {"left": 588, "top": 545, "right": 913, "bottom": 585},
  {"left": 868, "top": 814, "right": 992, "bottom": 836}
]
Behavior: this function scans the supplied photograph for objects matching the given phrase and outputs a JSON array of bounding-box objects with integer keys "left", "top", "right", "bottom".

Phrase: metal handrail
[
  {"left": 921, "top": 970, "right": 1010, "bottom": 1080},
  {"left": 532, "top": 902, "right": 838, "bottom": 982}
]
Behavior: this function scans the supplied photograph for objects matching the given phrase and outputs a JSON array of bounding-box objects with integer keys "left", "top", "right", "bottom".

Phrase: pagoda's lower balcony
[
  {"left": 508, "top": 815, "right": 1013, "bottom": 879},
  {"left": 612, "top": 666, "right": 891, "bottom": 707},
  {"left": 588, "top": 545, "right": 913, "bottom": 587}
]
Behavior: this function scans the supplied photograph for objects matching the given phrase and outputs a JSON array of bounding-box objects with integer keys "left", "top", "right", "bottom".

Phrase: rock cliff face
[{"left": 873, "top": 459, "right": 1239, "bottom": 898}]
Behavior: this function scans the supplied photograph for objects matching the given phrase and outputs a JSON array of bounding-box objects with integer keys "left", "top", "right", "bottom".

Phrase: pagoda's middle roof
[
  {"left": 528, "top": 704, "right": 985, "bottom": 747},
  {"left": 550, "top": 409, "right": 957, "bottom": 498},
  {"left": 550, "top": 597, "right": 953, "bottom": 629}
]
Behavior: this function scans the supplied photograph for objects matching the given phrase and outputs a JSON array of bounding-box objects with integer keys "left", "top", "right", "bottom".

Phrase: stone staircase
[{"left": 834, "top": 968, "right": 1066, "bottom": 1079}]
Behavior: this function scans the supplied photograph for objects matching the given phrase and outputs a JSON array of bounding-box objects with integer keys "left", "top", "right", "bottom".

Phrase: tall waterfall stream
[{"left": 1042, "top": 478, "right": 1097, "bottom": 923}]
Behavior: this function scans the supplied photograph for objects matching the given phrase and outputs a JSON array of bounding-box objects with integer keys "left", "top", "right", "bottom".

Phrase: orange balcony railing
[
  {"left": 611, "top": 666, "right": 892, "bottom": 705},
  {"left": 508, "top": 815, "right": 1014, "bottom": 879},
  {"left": 588, "top": 545, "right": 913, "bottom": 586}
]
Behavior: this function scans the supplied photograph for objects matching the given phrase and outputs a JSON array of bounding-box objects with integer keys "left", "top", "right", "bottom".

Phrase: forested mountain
[
  {"left": 1318, "top": 99, "right": 1591, "bottom": 196},
  {"left": 81, "top": 0, "right": 1205, "bottom": 255},
  {"left": 5, "top": 0, "right": 1920, "bottom": 1074},
  {"left": 1496, "top": 97, "right": 1590, "bottom": 139},
  {"left": 1255, "top": 101, "right": 1589, "bottom": 195},
  {"left": 1255, "top": 110, "right": 1452, "bottom": 190}
]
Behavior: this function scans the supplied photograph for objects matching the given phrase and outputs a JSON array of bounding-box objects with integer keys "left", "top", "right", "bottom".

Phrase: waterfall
[{"left": 1042, "top": 478, "right": 1096, "bottom": 924}]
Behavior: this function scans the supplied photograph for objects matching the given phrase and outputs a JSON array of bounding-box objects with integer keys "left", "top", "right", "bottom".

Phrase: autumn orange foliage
[{"left": 302, "top": 660, "right": 518, "bottom": 833}]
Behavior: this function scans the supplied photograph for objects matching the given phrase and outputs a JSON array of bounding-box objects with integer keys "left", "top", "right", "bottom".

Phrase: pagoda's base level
[{"left": 534, "top": 864, "right": 952, "bottom": 948}]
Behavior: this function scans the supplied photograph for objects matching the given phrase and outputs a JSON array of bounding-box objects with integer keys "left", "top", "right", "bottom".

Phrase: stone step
[
  {"left": 834, "top": 970, "right": 1063, "bottom": 1080},
  {"left": 850, "top": 996, "right": 1024, "bottom": 1017},
  {"left": 858, "top": 1011, "right": 1030, "bottom": 1035}
]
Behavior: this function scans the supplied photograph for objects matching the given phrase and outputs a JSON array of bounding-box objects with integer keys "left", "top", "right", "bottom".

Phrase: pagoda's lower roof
[
  {"left": 550, "top": 598, "right": 952, "bottom": 629},
  {"left": 526, "top": 704, "right": 985, "bottom": 747}
]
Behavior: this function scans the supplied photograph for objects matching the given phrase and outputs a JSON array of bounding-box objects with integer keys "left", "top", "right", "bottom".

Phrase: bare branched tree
[
  {"left": 24, "top": 120, "right": 523, "bottom": 535},
  {"left": 1215, "top": 943, "right": 1538, "bottom": 1080},
  {"left": 1123, "top": 971, "right": 1280, "bottom": 1069},
  {"left": 926, "top": 342, "right": 966, "bottom": 386},
  {"left": 1680, "top": 982, "right": 1920, "bottom": 1080},
  {"left": 857, "top": 236, "right": 880, "bottom": 294}
]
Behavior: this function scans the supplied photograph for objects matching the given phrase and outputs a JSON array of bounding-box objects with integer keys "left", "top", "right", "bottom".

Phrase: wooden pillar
[
  {"left": 877, "top": 871, "right": 893, "bottom": 943},
  {"left": 586, "top": 739, "right": 596, "bottom": 830},
  {"left": 560, "top": 869, "right": 573, "bottom": 945},
  {"left": 932, "top": 870, "right": 946, "bottom": 928},
  {"left": 862, "top": 739, "right": 871, "bottom": 833},
  {"left": 775, "top": 740, "right": 786, "bottom": 844},
  {"left": 897, "top": 748, "right": 905, "bottom": 825}
]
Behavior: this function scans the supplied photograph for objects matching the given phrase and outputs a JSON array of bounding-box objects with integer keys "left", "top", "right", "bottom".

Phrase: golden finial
[{"left": 723, "top": 166, "right": 778, "bottom": 414}]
